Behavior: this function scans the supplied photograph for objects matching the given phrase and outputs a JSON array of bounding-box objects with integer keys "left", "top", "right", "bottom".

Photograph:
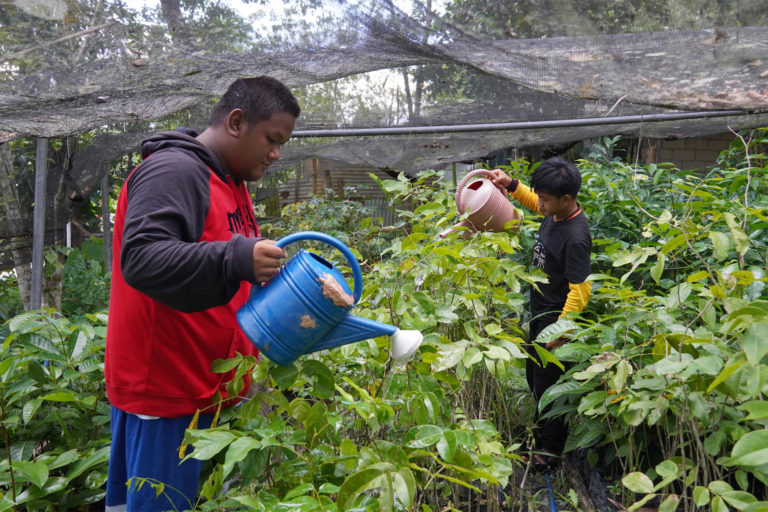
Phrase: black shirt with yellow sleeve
[{"left": 509, "top": 182, "right": 592, "bottom": 318}]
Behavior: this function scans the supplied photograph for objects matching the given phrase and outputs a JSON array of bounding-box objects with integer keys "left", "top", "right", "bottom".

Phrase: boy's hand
[
  {"left": 488, "top": 168, "right": 513, "bottom": 193},
  {"left": 252, "top": 239, "right": 286, "bottom": 283},
  {"left": 545, "top": 336, "right": 567, "bottom": 351}
]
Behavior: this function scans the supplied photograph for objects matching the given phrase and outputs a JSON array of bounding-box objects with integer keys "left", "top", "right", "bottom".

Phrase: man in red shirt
[{"left": 105, "top": 76, "right": 300, "bottom": 511}]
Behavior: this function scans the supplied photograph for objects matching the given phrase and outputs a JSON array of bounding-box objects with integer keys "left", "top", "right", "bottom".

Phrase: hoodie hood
[{"left": 140, "top": 128, "right": 229, "bottom": 181}]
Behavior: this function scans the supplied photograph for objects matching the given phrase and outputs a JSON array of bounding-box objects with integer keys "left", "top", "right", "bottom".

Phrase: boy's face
[
  {"left": 228, "top": 110, "right": 296, "bottom": 182},
  {"left": 536, "top": 191, "right": 572, "bottom": 218}
]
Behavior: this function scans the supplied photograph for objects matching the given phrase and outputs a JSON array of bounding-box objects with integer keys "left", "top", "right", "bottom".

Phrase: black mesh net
[{"left": 1, "top": 0, "right": 767, "bottom": 269}]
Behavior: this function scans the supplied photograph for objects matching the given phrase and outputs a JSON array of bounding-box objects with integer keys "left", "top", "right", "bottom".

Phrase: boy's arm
[
  {"left": 560, "top": 281, "right": 591, "bottom": 317},
  {"left": 507, "top": 181, "right": 542, "bottom": 215}
]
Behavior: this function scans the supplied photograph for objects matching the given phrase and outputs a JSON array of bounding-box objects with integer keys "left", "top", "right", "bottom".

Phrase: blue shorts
[{"left": 105, "top": 406, "right": 213, "bottom": 512}]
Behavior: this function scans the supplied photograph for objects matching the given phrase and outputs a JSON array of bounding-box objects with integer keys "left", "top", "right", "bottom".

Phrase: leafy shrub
[
  {"left": 3, "top": 132, "right": 767, "bottom": 511},
  {"left": 0, "top": 310, "right": 110, "bottom": 510}
]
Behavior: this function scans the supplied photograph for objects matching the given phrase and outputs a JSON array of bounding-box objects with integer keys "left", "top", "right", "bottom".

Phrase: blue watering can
[{"left": 237, "top": 231, "right": 423, "bottom": 366}]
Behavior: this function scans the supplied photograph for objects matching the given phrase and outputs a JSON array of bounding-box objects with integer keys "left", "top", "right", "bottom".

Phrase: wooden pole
[
  {"left": 101, "top": 171, "right": 111, "bottom": 273},
  {"left": 31, "top": 138, "right": 48, "bottom": 310}
]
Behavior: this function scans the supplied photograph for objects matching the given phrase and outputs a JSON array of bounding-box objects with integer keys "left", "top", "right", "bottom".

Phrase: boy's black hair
[
  {"left": 209, "top": 76, "right": 301, "bottom": 127},
  {"left": 530, "top": 156, "right": 581, "bottom": 198}
]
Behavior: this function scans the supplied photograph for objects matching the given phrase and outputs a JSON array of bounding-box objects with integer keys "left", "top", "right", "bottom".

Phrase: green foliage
[
  {"left": 183, "top": 170, "right": 526, "bottom": 510},
  {"left": 541, "top": 130, "right": 768, "bottom": 508},
  {"left": 59, "top": 239, "right": 111, "bottom": 320},
  {"left": 0, "top": 309, "right": 110, "bottom": 510},
  {"left": 3, "top": 131, "right": 768, "bottom": 510}
]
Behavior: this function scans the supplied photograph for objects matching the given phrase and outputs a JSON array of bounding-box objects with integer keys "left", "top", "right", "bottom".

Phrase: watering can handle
[
  {"left": 275, "top": 231, "right": 363, "bottom": 304},
  {"left": 455, "top": 169, "right": 497, "bottom": 208}
]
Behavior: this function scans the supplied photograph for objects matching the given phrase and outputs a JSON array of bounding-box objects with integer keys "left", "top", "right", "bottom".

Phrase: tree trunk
[
  {"left": 0, "top": 143, "right": 33, "bottom": 310},
  {"left": 401, "top": 68, "right": 414, "bottom": 120},
  {"left": 160, "top": 0, "right": 193, "bottom": 44}
]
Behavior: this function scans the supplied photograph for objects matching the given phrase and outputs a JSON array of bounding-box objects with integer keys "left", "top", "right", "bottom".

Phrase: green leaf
[
  {"left": 533, "top": 343, "right": 564, "bottom": 371},
  {"left": 728, "top": 430, "right": 768, "bottom": 467},
  {"left": 64, "top": 447, "right": 110, "bottom": 480},
  {"left": 623, "top": 472, "right": 654, "bottom": 494},
  {"left": 40, "top": 391, "right": 77, "bottom": 402},
  {"left": 665, "top": 282, "right": 692, "bottom": 309},
  {"left": 712, "top": 495, "right": 728, "bottom": 512},
  {"left": 737, "top": 401, "right": 768, "bottom": 421},
  {"left": 211, "top": 353, "right": 243, "bottom": 373},
  {"left": 724, "top": 213, "right": 750, "bottom": 256},
  {"left": 650, "top": 253, "right": 665, "bottom": 284},
  {"left": 285, "top": 483, "right": 315, "bottom": 500},
  {"left": 401, "top": 232, "right": 432, "bottom": 251},
  {"left": 437, "top": 430, "right": 457, "bottom": 463},
  {"left": 707, "top": 360, "right": 745, "bottom": 393},
  {"left": 222, "top": 436, "right": 261, "bottom": 479},
  {"left": 22, "top": 399, "right": 42, "bottom": 424},
  {"left": 48, "top": 449, "right": 79, "bottom": 470},
  {"left": 187, "top": 430, "right": 236, "bottom": 461},
  {"left": 271, "top": 363, "right": 299, "bottom": 388},
  {"left": 301, "top": 360, "right": 336, "bottom": 399},
  {"left": 13, "top": 460, "right": 49, "bottom": 488},
  {"left": 659, "top": 494, "right": 680, "bottom": 512},
  {"left": 709, "top": 480, "right": 734, "bottom": 494},
  {"left": 406, "top": 425, "right": 443, "bottom": 448},
  {"left": 656, "top": 460, "right": 679, "bottom": 478},
  {"left": 337, "top": 463, "right": 395, "bottom": 510},
  {"left": 743, "top": 323, "right": 768, "bottom": 365},
  {"left": 394, "top": 467, "right": 416, "bottom": 507},
  {"left": 709, "top": 231, "right": 731, "bottom": 261},
  {"left": 721, "top": 490, "right": 757, "bottom": 509},
  {"left": 694, "top": 486, "right": 710, "bottom": 506},
  {"left": 462, "top": 347, "right": 483, "bottom": 367},
  {"left": 704, "top": 430, "right": 727, "bottom": 455}
]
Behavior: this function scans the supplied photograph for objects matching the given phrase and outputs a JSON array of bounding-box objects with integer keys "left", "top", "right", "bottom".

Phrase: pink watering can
[{"left": 439, "top": 170, "right": 522, "bottom": 238}]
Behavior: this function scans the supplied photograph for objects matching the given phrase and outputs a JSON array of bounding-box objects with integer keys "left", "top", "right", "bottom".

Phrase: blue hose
[{"left": 545, "top": 473, "right": 557, "bottom": 512}]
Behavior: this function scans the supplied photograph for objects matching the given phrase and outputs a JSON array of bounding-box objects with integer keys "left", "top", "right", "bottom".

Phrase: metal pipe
[
  {"left": 31, "top": 138, "right": 48, "bottom": 310},
  {"left": 291, "top": 109, "right": 764, "bottom": 138}
]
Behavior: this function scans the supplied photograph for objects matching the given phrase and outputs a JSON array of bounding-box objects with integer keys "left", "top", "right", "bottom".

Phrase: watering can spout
[{"left": 312, "top": 315, "right": 398, "bottom": 352}]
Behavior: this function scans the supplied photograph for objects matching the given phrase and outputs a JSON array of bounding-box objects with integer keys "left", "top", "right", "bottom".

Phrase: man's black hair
[
  {"left": 530, "top": 156, "right": 581, "bottom": 198},
  {"left": 209, "top": 76, "right": 301, "bottom": 127}
]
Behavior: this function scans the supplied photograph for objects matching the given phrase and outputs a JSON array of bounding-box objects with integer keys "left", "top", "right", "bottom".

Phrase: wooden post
[
  {"left": 294, "top": 163, "right": 301, "bottom": 203},
  {"left": 31, "top": 138, "right": 48, "bottom": 310},
  {"left": 311, "top": 158, "right": 319, "bottom": 196}
]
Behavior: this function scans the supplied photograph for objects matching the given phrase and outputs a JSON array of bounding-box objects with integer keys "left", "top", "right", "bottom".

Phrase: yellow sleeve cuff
[
  {"left": 510, "top": 182, "right": 542, "bottom": 214},
  {"left": 560, "top": 281, "right": 591, "bottom": 317}
]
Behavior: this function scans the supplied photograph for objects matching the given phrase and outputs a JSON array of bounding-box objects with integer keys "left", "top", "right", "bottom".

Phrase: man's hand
[
  {"left": 252, "top": 239, "right": 286, "bottom": 283},
  {"left": 545, "top": 336, "right": 567, "bottom": 351},
  {"left": 488, "top": 168, "right": 513, "bottom": 194}
]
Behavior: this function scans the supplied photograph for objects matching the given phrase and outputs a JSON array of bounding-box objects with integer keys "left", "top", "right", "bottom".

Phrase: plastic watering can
[
  {"left": 439, "top": 169, "right": 521, "bottom": 238},
  {"left": 237, "top": 231, "right": 423, "bottom": 366}
]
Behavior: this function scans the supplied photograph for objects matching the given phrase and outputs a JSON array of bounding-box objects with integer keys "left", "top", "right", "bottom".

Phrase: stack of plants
[{"left": 1, "top": 129, "right": 766, "bottom": 511}]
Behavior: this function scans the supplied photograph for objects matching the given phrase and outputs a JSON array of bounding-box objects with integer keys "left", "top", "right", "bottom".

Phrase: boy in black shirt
[{"left": 490, "top": 157, "right": 591, "bottom": 468}]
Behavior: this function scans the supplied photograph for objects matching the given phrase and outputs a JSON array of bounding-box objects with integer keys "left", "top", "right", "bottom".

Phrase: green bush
[
  {"left": 3, "top": 131, "right": 767, "bottom": 511},
  {"left": 0, "top": 310, "right": 110, "bottom": 510}
]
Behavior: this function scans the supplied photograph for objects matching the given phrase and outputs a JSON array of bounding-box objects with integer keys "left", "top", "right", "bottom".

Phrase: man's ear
[{"left": 224, "top": 108, "right": 246, "bottom": 138}]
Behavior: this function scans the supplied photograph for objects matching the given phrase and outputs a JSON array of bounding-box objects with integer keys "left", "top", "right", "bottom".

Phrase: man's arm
[{"left": 121, "top": 151, "right": 264, "bottom": 312}]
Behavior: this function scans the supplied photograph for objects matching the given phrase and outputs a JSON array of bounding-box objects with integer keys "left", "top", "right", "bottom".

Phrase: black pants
[{"left": 524, "top": 314, "right": 572, "bottom": 455}]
